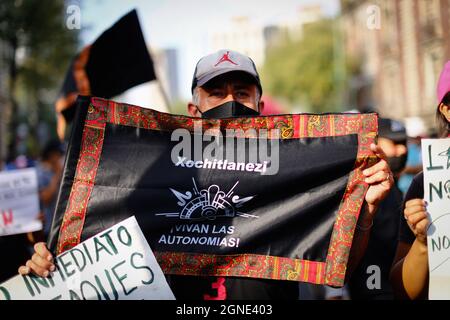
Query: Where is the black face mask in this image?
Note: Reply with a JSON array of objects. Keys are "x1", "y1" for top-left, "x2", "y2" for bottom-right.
[
  {"x1": 198, "y1": 101, "x2": 259, "y2": 119},
  {"x1": 387, "y1": 154, "x2": 407, "y2": 174}
]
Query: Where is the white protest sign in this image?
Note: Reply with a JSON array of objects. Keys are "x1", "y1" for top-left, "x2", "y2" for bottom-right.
[
  {"x1": 0, "y1": 216, "x2": 175, "y2": 300},
  {"x1": 422, "y1": 138, "x2": 450, "y2": 300},
  {"x1": 0, "y1": 168, "x2": 42, "y2": 236}
]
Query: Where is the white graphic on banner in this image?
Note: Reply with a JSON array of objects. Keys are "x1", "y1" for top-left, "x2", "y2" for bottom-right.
[{"x1": 155, "y1": 178, "x2": 257, "y2": 221}]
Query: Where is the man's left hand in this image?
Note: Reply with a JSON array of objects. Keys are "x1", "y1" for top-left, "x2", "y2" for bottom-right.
[{"x1": 363, "y1": 143, "x2": 394, "y2": 216}]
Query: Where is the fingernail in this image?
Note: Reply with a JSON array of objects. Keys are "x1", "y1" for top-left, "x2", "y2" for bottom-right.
[
  {"x1": 43, "y1": 271, "x2": 49, "y2": 277},
  {"x1": 47, "y1": 255, "x2": 53, "y2": 262},
  {"x1": 50, "y1": 265, "x2": 56, "y2": 272},
  {"x1": 24, "y1": 266, "x2": 30, "y2": 273}
]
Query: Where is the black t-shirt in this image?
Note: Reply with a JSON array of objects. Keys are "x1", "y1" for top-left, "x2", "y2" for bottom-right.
[
  {"x1": 348, "y1": 184, "x2": 403, "y2": 300},
  {"x1": 0, "y1": 234, "x2": 30, "y2": 283},
  {"x1": 166, "y1": 274, "x2": 299, "y2": 300},
  {"x1": 398, "y1": 172, "x2": 424, "y2": 245}
]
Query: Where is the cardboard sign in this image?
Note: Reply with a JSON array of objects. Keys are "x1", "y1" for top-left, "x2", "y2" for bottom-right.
[
  {"x1": 0, "y1": 216, "x2": 175, "y2": 300},
  {"x1": 422, "y1": 138, "x2": 450, "y2": 299},
  {"x1": 0, "y1": 168, "x2": 42, "y2": 236}
]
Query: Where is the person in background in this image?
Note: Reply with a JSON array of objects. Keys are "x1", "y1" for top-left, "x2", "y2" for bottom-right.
[
  {"x1": 348, "y1": 118, "x2": 407, "y2": 300},
  {"x1": 399, "y1": 137, "x2": 422, "y2": 194},
  {"x1": 35, "y1": 140, "x2": 65, "y2": 238},
  {"x1": 390, "y1": 60, "x2": 450, "y2": 299}
]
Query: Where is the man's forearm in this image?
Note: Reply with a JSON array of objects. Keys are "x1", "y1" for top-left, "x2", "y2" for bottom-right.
[{"x1": 345, "y1": 203, "x2": 375, "y2": 281}]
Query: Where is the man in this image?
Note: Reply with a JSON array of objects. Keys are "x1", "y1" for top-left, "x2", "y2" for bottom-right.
[
  {"x1": 187, "y1": 50, "x2": 263, "y2": 119},
  {"x1": 18, "y1": 49, "x2": 394, "y2": 300}
]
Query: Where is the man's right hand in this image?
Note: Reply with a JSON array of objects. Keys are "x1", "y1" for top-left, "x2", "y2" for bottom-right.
[{"x1": 18, "y1": 242, "x2": 55, "y2": 277}]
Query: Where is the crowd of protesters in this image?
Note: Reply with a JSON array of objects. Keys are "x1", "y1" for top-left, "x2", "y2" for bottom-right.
[{"x1": 1, "y1": 53, "x2": 450, "y2": 300}]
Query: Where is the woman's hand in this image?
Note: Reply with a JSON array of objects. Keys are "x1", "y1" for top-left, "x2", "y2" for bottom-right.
[{"x1": 404, "y1": 199, "x2": 429, "y2": 244}]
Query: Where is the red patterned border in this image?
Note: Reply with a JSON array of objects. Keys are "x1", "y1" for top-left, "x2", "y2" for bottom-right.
[
  {"x1": 155, "y1": 252, "x2": 326, "y2": 284},
  {"x1": 325, "y1": 116, "x2": 377, "y2": 286},
  {"x1": 56, "y1": 97, "x2": 377, "y2": 287},
  {"x1": 57, "y1": 101, "x2": 108, "y2": 254}
]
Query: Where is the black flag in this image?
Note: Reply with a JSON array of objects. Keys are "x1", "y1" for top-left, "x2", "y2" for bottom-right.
[
  {"x1": 49, "y1": 96, "x2": 378, "y2": 288},
  {"x1": 55, "y1": 9, "x2": 156, "y2": 138}
]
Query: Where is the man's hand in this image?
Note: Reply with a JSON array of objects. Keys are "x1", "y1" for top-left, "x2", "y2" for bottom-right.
[
  {"x1": 346, "y1": 143, "x2": 394, "y2": 278},
  {"x1": 363, "y1": 143, "x2": 394, "y2": 216},
  {"x1": 404, "y1": 199, "x2": 429, "y2": 244},
  {"x1": 18, "y1": 242, "x2": 55, "y2": 277}
]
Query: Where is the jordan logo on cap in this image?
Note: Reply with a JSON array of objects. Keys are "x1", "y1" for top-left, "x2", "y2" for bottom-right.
[{"x1": 214, "y1": 51, "x2": 238, "y2": 67}]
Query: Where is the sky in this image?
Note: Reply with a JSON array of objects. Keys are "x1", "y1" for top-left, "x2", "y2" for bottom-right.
[{"x1": 77, "y1": 0, "x2": 340, "y2": 100}]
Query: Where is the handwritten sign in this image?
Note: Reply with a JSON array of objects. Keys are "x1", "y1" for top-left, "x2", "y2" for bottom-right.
[
  {"x1": 0, "y1": 216, "x2": 175, "y2": 300},
  {"x1": 422, "y1": 138, "x2": 450, "y2": 300},
  {"x1": 0, "y1": 168, "x2": 42, "y2": 236}
]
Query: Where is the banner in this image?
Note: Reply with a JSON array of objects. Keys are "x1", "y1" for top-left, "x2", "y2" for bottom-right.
[
  {"x1": 0, "y1": 216, "x2": 175, "y2": 300},
  {"x1": 0, "y1": 168, "x2": 42, "y2": 236},
  {"x1": 422, "y1": 138, "x2": 450, "y2": 299},
  {"x1": 47, "y1": 96, "x2": 378, "y2": 287}
]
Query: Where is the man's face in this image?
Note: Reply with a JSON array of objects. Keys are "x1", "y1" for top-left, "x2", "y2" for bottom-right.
[
  {"x1": 48, "y1": 151, "x2": 64, "y2": 167},
  {"x1": 188, "y1": 72, "x2": 263, "y2": 117},
  {"x1": 378, "y1": 137, "x2": 408, "y2": 175},
  {"x1": 377, "y1": 137, "x2": 407, "y2": 158}
]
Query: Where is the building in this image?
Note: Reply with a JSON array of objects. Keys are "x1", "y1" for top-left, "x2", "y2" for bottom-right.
[
  {"x1": 341, "y1": 0, "x2": 450, "y2": 132},
  {"x1": 278, "y1": 4, "x2": 325, "y2": 41},
  {"x1": 210, "y1": 16, "x2": 266, "y2": 67},
  {"x1": 210, "y1": 5, "x2": 325, "y2": 68}
]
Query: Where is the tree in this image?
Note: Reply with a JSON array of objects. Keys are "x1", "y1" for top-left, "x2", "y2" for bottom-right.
[
  {"x1": 0, "y1": 0, "x2": 79, "y2": 161},
  {"x1": 261, "y1": 18, "x2": 354, "y2": 113}
]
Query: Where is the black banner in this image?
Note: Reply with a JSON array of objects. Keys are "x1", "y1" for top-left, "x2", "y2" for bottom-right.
[{"x1": 48, "y1": 96, "x2": 378, "y2": 287}]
